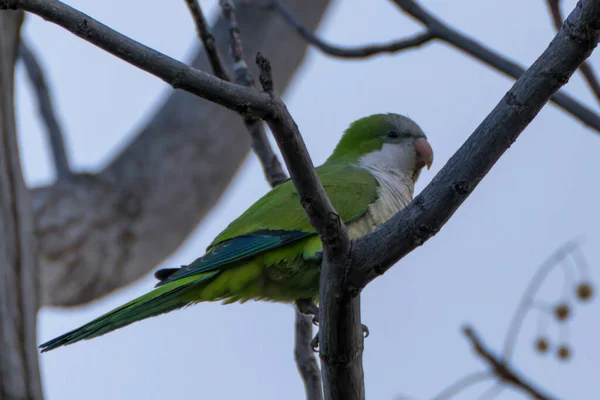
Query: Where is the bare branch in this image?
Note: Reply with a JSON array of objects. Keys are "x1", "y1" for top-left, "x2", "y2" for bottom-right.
[
  {"x1": 183, "y1": 0, "x2": 287, "y2": 187},
  {"x1": 463, "y1": 326, "x2": 556, "y2": 400},
  {"x1": 221, "y1": 0, "x2": 253, "y2": 86},
  {"x1": 18, "y1": 39, "x2": 72, "y2": 180},
  {"x1": 250, "y1": 0, "x2": 600, "y2": 132},
  {"x1": 546, "y1": 0, "x2": 600, "y2": 105},
  {"x1": 255, "y1": 53, "x2": 347, "y2": 253},
  {"x1": 478, "y1": 384, "x2": 504, "y2": 400},
  {"x1": 388, "y1": 0, "x2": 600, "y2": 134},
  {"x1": 219, "y1": 0, "x2": 287, "y2": 186},
  {"x1": 2, "y1": 0, "x2": 275, "y2": 117},
  {"x1": 295, "y1": 310, "x2": 324, "y2": 400},
  {"x1": 255, "y1": 52, "x2": 358, "y2": 400},
  {"x1": 263, "y1": 0, "x2": 434, "y2": 59},
  {"x1": 429, "y1": 372, "x2": 491, "y2": 400},
  {"x1": 183, "y1": 0, "x2": 230, "y2": 81},
  {"x1": 348, "y1": 0, "x2": 600, "y2": 290}
]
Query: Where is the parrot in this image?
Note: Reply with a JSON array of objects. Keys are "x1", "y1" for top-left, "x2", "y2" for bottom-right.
[{"x1": 39, "y1": 113, "x2": 433, "y2": 352}]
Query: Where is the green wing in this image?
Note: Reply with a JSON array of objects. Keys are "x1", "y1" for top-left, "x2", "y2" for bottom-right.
[
  {"x1": 157, "y1": 164, "x2": 378, "y2": 285},
  {"x1": 211, "y1": 163, "x2": 378, "y2": 245}
]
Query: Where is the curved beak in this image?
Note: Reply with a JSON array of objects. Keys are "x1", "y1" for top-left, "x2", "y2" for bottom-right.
[{"x1": 415, "y1": 138, "x2": 434, "y2": 170}]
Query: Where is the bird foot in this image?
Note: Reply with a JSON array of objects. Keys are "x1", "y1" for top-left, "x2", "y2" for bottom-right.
[
  {"x1": 296, "y1": 299, "x2": 369, "y2": 352},
  {"x1": 295, "y1": 298, "x2": 320, "y2": 320},
  {"x1": 310, "y1": 323, "x2": 370, "y2": 352}
]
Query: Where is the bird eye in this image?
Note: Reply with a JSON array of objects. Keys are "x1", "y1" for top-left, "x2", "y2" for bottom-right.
[{"x1": 386, "y1": 130, "x2": 399, "y2": 139}]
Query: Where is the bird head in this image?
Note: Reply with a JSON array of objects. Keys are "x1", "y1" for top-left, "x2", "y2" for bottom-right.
[{"x1": 327, "y1": 113, "x2": 433, "y2": 182}]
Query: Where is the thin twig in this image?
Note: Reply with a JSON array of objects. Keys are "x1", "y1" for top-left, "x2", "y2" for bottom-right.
[
  {"x1": 18, "y1": 39, "x2": 72, "y2": 181},
  {"x1": 429, "y1": 372, "x2": 491, "y2": 400},
  {"x1": 183, "y1": 0, "x2": 287, "y2": 186},
  {"x1": 502, "y1": 239, "x2": 582, "y2": 361},
  {"x1": 219, "y1": 0, "x2": 287, "y2": 186},
  {"x1": 249, "y1": 0, "x2": 600, "y2": 132},
  {"x1": 546, "y1": 0, "x2": 600, "y2": 105},
  {"x1": 478, "y1": 384, "x2": 504, "y2": 400},
  {"x1": 387, "y1": 0, "x2": 600, "y2": 134},
  {"x1": 264, "y1": 0, "x2": 434, "y2": 58},
  {"x1": 295, "y1": 310, "x2": 324, "y2": 400},
  {"x1": 7, "y1": 0, "x2": 274, "y2": 116},
  {"x1": 220, "y1": 0, "x2": 253, "y2": 86},
  {"x1": 183, "y1": 0, "x2": 230, "y2": 81},
  {"x1": 463, "y1": 326, "x2": 556, "y2": 400}
]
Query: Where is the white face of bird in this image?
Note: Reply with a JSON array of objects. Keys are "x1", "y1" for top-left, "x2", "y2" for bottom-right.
[{"x1": 357, "y1": 118, "x2": 433, "y2": 183}]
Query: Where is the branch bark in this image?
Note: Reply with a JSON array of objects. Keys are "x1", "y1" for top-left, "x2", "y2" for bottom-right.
[
  {"x1": 463, "y1": 327, "x2": 555, "y2": 400},
  {"x1": 251, "y1": 0, "x2": 600, "y2": 134},
  {"x1": 254, "y1": 53, "x2": 360, "y2": 400},
  {"x1": 0, "y1": 9, "x2": 43, "y2": 400},
  {"x1": 295, "y1": 310, "x2": 324, "y2": 400},
  {"x1": 348, "y1": 0, "x2": 600, "y2": 290},
  {"x1": 262, "y1": 0, "x2": 435, "y2": 58},
  {"x1": 546, "y1": 0, "x2": 600, "y2": 105},
  {"x1": 387, "y1": 0, "x2": 600, "y2": 134},
  {"x1": 16, "y1": 0, "x2": 332, "y2": 307}
]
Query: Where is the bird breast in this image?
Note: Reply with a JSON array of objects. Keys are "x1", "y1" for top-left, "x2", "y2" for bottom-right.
[{"x1": 347, "y1": 168, "x2": 414, "y2": 240}]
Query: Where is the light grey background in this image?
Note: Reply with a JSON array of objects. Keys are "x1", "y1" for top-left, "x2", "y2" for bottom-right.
[{"x1": 15, "y1": 0, "x2": 599, "y2": 399}]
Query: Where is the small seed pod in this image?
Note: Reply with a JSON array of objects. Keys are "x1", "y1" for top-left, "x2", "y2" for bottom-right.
[
  {"x1": 576, "y1": 283, "x2": 594, "y2": 302},
  {"x1": 556, "y1": 344, "x2": 571, "y2": 361},
  {"x1": 554, "y1": 304, "x2": 571, "y2": 322},
  {"x1": 534, "y1": 337, "x2": 549, "y2": 354}
]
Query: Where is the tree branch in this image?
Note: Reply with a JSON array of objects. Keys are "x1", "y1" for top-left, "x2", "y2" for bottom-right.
[
  {"x1": 388, "y1": 0, "x2": 600, "y2": 134},
  {"x1": 0, "y1": 9, "x2": 43, "y2": 399},
  {"x1": 184, "y1": 2, "x2": 319, "y2": 397},
  {"x1": 546, "y1": 0, "x2": 600, "y2": 105},
  {"x1": 295, "y1": 310, "x2": 324, "y2": 400},
  {"x1": 0, "y1": 0, "x2": 282, "y2": 117},
  {"x1": 18, "y1": 39, "x2": 72, "y2": 181},
  {"x1": 428, "y1": 372, "x2": 491, "y2": 400},
  {"x1": 249, "y1": 0, "x2": 600, "y2": 133},
  {"x1": 463, "y1": 326, "x2": 555, "y2": 400},
  {"x1": 219, "y1": 0, "x2": 287, "y2": 186},
  {"x1": 255, "y1": 53, "x2": 358, "y2": 400},
  {"x1": 19, "y1": 0, "x2": 332, "y2": 307},
  {"x1": 183, "y1": 0, "x2": 230, "y2": 81},
  {"x1": 261, "y1": 0, "x2": 435, "y2": 58},
  {"x1": 348, "y1": 0, "x2": 600, "y2": 290}
]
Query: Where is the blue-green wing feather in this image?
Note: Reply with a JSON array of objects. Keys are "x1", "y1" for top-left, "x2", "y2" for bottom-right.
[
  {"x1": 157, "y1": 230, "x2": 314, "y2": 286},
  {"x1": 156, "y1": 164, "x2": 378, "y2": 286}
]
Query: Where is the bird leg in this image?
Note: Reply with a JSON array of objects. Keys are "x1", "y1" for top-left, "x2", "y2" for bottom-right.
[
  {"x1": 295, "y1": 298, "x2": 369, "y2": 352},
  {"x1": 295, "y1": 298, "x2": 320, "y2": 324}
]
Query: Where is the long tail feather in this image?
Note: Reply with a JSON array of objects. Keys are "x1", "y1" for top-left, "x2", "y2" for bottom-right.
[{"x1": 39, "y1": 272, "x2": 218, "y2": 352}]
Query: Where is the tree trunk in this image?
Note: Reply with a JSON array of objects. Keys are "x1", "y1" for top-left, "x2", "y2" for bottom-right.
[{"x1": 0, "y1": 10, "x2": 44, "y2": 400}]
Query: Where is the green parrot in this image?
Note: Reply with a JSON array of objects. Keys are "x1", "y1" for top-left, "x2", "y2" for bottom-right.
[{"x1": 39, "y1": 113, "x2": 433, "y2": 352}]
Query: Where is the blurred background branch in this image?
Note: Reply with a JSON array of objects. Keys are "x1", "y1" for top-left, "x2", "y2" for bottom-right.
[{"x1": 18, "y1": 39, "x2": 72, "y2": 181}]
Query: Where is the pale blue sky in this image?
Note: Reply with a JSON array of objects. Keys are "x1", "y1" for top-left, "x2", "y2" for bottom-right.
[{"x1": 15, "y1": 0, "x2": 599, "y2": 399}]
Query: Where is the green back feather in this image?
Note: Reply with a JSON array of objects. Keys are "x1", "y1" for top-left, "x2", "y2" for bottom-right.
[{"x1": 211, "y1": 163, "x2": 378, "y2": 245}]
